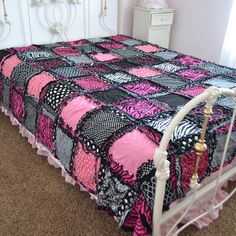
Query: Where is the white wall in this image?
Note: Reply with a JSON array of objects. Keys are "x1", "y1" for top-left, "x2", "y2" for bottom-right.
[
  {"x1": 168, "y1": 0, "x2": 233, "y2": 63},
  {"x1": 121, "y1": 0, "x2": 138, "y2": 36}
]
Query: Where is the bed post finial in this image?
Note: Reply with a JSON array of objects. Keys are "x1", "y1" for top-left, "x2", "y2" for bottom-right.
[{"x1": 154, "y1": 149, "x2": 170, "y2": 180}]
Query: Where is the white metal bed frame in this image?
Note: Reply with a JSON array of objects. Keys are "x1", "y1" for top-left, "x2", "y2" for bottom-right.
[{"x1": 152, "y1": 86, "x2": 236, "y2": 235}]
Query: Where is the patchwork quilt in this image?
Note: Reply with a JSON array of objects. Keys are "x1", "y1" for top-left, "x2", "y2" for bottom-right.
[{"x1": 0, "y1": 35, "x2": 236, "y2": 235}]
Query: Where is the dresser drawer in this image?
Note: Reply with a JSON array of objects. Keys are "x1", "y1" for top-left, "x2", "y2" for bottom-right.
[{"x1": 151, "y1": 13, "x2": 173, "y2": 26}]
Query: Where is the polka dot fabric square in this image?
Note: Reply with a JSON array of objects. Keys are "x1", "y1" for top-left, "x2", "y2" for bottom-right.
[
  {"x1": 2, "y1": 80, "x2": 10, "y2": 109},
  {"x1": 72, "y1": 143, "x2": 97, "y2": 191},
  {"x1": 52, "y1": 66, "x2": 88, "y2": 78},
  {"x1": 24, "y1": 97, "x2": 38, "y2": 134},
  {"x1": 43, "y1": 83, "x2": 74, "y2": 111}
]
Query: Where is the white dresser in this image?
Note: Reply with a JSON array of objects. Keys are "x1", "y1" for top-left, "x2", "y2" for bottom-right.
[{"x1": 132, "y1": 7, "x2": 174, "y2": 48}]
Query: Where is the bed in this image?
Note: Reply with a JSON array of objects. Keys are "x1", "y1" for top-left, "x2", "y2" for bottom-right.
[{"x1": 0, "y1": 35, "x2": 236, "y2": 235}]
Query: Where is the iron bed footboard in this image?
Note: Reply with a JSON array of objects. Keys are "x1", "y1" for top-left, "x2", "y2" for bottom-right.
[{"x1": 152, "y1": 86, "x2": 236, "y2": 236}]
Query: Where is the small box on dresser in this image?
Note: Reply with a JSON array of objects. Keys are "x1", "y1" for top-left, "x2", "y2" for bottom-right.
[{"x1": 133, "y1": 7, "x2": 174, "y2": 48}]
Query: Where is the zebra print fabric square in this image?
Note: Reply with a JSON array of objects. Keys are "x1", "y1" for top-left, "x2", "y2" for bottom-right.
[{"x1": 115, "y1": 100, "x2": 164, "y2": 119}]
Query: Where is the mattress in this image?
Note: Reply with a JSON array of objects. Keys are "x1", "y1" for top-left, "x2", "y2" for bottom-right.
[{"x1": 0, "y1": 35, "x2": 236, "y2": 235}]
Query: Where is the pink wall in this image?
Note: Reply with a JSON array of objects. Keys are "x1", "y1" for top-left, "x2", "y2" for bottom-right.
[{"x1": 167, "y1": 0, "x2": 233, "y2": 63}]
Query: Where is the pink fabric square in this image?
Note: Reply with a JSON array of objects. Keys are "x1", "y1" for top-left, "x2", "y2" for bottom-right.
[
  {"x1": 36, "y1": 114, "x2": 54, "y2": 151},
  {"x1": 92, "y1": 53, "x2": 122, "y2": 62},
  {"x1": 27, "y1": 73, "x2": 55, "y2": 99},
  {"x1": 53, "y1": 47, "x2": 81, "y2": 56},
  {"x1": 109, "y1": 128, "x2": 158, "y2": 178},
  {"x1": 60, "y1": 96, "x2": 100, "y2": 135},
  {"x1": 2, "y1": 55, "x2": 22, "y2": 78},
  {"x1": 180, "y1": 86, "x2": 206, "y2": 97},
  {"x1": 128, "y1": 67, "x2": 161, "y2": 78},
  {"x1": 74, "y1": 76, "x2": 113, "y2": 92},
  {"x1": 135, "y1": 44, "x2": 160, "y2": 53},
  {"x1": 73, "y1": 143, "x2": 97, "y2": 191}
]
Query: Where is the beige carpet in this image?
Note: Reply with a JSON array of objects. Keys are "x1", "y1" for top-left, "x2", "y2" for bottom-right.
[{"x1": 0, "y1": 110, "x2": 236, "y2": 236}]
